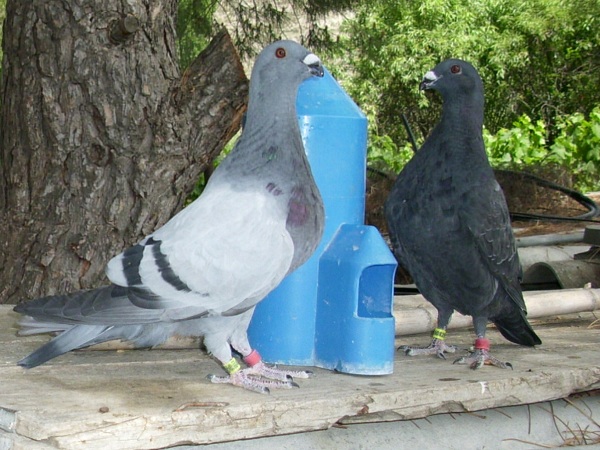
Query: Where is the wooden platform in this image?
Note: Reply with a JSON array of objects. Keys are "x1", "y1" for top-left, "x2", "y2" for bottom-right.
[{"x1": 1, "y1": 298, "x2": 600, "y2": 450}]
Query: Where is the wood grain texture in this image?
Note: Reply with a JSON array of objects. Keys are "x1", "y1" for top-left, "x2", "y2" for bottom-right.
[
  {"x1": 1, "y1": 304, "x2": 599, "y2": 449},
  {"x1": 0, "y1": 1, "x2": 248, "y2": 304}
]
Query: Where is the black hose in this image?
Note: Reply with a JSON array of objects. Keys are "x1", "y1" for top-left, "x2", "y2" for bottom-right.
[
  {"x1": 401, "y1": 113, "x2": 419, "y2": 153},
  {"x1": 495, "y1": 169, "x2": 600, "y2": 222}
]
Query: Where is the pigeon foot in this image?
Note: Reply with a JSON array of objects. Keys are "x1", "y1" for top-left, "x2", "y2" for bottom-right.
[
  {"x1": 399, "y1": 338, "x2": 457, "y2": 359},
  {"x1": 453, "y1": 348, "x2": 513, "y2": 370},
  {"x1": 249, "y1": 361, "x2": 314, "y2": 380},
  {"x1": 208, "y1": 361, "x2": 312, "y2": 394}
]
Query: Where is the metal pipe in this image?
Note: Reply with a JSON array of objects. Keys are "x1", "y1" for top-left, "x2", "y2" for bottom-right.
[{"x1": 516, "y1": 232, "x2": 585, "y2": 247}]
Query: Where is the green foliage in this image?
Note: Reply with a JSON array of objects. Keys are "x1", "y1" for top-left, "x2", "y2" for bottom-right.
[
  {"x1": 367, "y1": 131, "x2": 414, "y2": 175},
  {"x1": 484, "y1": 107, "x2": 600, "y2": 192},
  {"x1": 332, "y1": 0, "x2": 600, "y2": 177},
  {"x1": 484, "y1": 116, "x2": 547, "y2": 167},
  {"x1": 550, "y1": 108, "x2": 600, "y2": 191},
  {"x1": 177, "y1": 0, "x2": 216, "y2": 69}
]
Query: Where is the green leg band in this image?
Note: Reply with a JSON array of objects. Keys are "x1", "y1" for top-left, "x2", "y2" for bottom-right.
[
  {"x1": 432, "y1": 328, "x2": 447, "y2": 341},
  {"x1": 223, "y1": 357, "x2": 241, "y2": 374}
]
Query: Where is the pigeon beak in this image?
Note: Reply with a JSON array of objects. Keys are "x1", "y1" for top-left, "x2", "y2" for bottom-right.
[
  {"x1": 420, "y1": 70, "x2": 439, "y2": 90},
  {"x1": 303, "y1": 53, "x2": 324, "y2": 77}
]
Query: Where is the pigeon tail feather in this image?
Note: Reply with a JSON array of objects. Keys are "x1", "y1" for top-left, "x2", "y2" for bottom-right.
[
  {"x1": 493, "y1": 309, "x2": 542, "y2": 347},
  {"x1": 17, "y1": 325, "x2": 113, "y2": 368}
]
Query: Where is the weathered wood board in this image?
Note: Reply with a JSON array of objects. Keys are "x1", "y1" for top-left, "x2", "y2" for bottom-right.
[{"x1": 1, "y1": 301, "x2": 599, "y2": 449}]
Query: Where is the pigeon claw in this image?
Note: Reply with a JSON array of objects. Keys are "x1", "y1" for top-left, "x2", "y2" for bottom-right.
[
  {"x1": 250, "y1": 361, "x2": 313, "y2": 381},
  {"x1": 399, "y1": 339, "x2": 457, "y2": 358},
  {"x1": 208, "y1": 370, "x2": 291, "y2": 394},
  {"x1": 207, "y1": 361, "x2": 310, "y2": 393},
  {"x1": 453, "y1": 349, "x2": 512, "y2": 370}
]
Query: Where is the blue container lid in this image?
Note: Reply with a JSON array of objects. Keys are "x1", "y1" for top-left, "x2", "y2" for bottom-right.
[{"x1": 297, "y1": 68, "x2": 366, "y2": 119}]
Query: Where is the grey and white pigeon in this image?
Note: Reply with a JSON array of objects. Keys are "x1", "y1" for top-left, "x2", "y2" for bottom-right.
[
  {"x1": 384, "y1": 59, "x2": 541, "y2": 369},
  {"x1": 13, "y1": 40, "x2": 325, "y2": 393}
]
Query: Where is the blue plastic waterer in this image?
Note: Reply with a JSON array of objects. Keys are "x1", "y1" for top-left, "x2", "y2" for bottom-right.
[{"x1": 247, "y1": 69, "x2": 397, "y2": 375}]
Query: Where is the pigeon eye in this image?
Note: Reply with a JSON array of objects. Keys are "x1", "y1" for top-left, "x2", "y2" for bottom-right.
[
  {"x1": 451, "y1": 64, "x2": 461, "y2": 74},
  {"x1": 275, "y1": 47, "x2": 286, "y2": 59}
]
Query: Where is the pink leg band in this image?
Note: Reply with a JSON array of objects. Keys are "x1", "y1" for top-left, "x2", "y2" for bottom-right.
[
  {"x1": 474, "y1": 338, "x2": 490, "y2": 351},
  {"x1": 243, "y1": 349, "x2": 261, "y2": 367}
]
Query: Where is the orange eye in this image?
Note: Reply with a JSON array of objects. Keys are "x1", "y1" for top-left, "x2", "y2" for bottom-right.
[
  {"x1": 275, "y1": 47, "x2": 286, "y2": 58},
  {"x1": 451, "y1": 64, "x2": 461, "y2": 74}
]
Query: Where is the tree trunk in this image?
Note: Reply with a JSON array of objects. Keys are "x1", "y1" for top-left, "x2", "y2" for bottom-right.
[{"x1": 0, "y1": 0, "x2": 248, "y2": 304}]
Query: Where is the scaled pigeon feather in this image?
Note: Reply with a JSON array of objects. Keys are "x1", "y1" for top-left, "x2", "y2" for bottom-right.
[
  {"x1": 14, "y1": 40, "x2": 325, "y2": 393},
  {"x1": 384, "y1": 59, "x2": 541, "y2": 369}
]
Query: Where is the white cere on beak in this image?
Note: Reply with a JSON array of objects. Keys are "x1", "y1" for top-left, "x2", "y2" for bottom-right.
[
  {"x1": 303, "y1": 53, "x2": 321, "y2": 67},
  {"x1": 303, "y1": 52, "x2": 324, "y2": 77},
  {"x1": 423, "y1": 70, "x2": 438, "y2": 82}
]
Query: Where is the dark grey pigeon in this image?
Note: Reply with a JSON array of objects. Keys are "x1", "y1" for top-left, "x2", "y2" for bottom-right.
[
  {"x1": 384, "y1": 59, "x2": 541, "y2": 369},
  {"x1": 14, "y1": 40, "x2": 325, "y2": 393}
]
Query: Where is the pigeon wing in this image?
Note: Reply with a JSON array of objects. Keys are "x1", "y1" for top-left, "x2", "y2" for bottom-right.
[
  {"x1": 459, "y1": 177, "x2": 526, "y2": 312},
  {"x1": 106, "y1": 182, "x2": 294, "y2": 320}
]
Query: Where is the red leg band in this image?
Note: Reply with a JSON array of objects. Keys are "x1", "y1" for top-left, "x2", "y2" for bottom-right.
[
  {"x1": 474, "y1": 338, "x2": 490, "y2": 351},
  {"x1": 243, "y1": 349, "x2": 261, "y2": 367}
]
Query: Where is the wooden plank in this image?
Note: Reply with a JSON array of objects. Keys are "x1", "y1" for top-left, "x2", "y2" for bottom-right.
[{"x1": 1, "y1": 304, "x2": 600, "y2": 449}]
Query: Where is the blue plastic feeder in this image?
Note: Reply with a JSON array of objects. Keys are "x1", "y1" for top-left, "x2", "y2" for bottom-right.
[{"x1": 247, "y1": 69, "x2": 397, "y2": 375}]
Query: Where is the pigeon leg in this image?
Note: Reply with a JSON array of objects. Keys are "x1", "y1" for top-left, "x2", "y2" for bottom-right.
[
  {"x1": 207, "y1": 326, "x2": 312, "y2": 394},
  {"x1": 230, "y1": 323, "x2": 313, "y2": 380},
  {"x1": 453, "y1": 318, "x2": 512, "y2": 369},
  {"x1": 453, "y1": 337, "x2": 512, "y2": 369},
  {"x1": 399, "y1": 308, "x2": 457, "y2": 359},
  {"x1": 399, "y1": 327, "x2": 457, "y2": 359},
  {"x1": 207, "y1": 349, "x2": 312, "y2": 394},
  {"x1": 241, "y1": 351, "x2": 314, "y2": 381}
]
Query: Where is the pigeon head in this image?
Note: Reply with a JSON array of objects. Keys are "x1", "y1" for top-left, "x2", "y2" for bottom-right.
[
  {"x1": 250, "y1": 40, "x2": 324, "y2": 89},
  {"x1": 419, "y1": 59, "x2": 483, "y2": 99},
  {"x1": 239, "y1": 41, "x2": 324, "y2": 134}
]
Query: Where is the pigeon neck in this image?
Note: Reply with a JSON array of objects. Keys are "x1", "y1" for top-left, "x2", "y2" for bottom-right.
[
  {"x1": 216, "y1": 80, "x2": 304, "y2": 179},
  {"x1": 441, "y1": 93, "x2": 484, "y2": 132},
  {"x1": 244, "y1": 81, "x2": 299, "y2": 132}
]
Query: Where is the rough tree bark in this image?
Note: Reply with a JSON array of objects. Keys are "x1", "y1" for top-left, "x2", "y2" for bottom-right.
[{"x1": 0, "y1": 0, "x2": 249, "y2": 304}]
